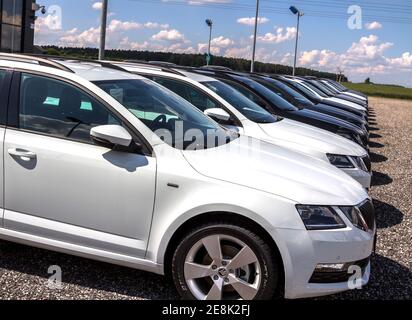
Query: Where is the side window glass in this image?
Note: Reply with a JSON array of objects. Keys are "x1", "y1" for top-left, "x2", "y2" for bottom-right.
[
  {"x1": 19, "y1": 73, "x2": 121, "y2": 143},
  {"x1": 152, "y1": 77, "x2": 191, "y2": 102},
  {"x1": 224, "y1": 80, "x2": 267, "y2": 108},
  {"x1": 152, "y1": 77, "x2": 217, "y2": 112},
  {"x1": 187, "y1": 86, "x2": 217, "y2": 111}
]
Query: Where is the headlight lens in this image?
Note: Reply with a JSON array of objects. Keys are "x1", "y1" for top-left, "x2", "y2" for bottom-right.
[
  {"x1": 351, "y1": 156, "x2": 368, "y2": 172},
  {"x1": 327, "y1": 154, "x2": 354, "y2": 168},
  {"x1": 296, "y1": 205, "x2": 346, "y2": 230},
  {"x1": 340, "y1": 206, "x2": 367, "y2": 231}
]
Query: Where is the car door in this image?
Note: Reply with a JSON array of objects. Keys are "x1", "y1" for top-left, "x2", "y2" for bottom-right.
[
  {"x1": 3, "y1": 71, "x2": 156, "y2": 258},
  {"x1": 0, "y1": 69, "x2": 12, "y2": 226}
]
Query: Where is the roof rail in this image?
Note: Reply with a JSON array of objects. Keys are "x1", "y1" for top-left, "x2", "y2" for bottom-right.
[
  {"x1": 120, "y1": 60, "x2": 187, "y2": 77},
  {"x1": 199, "y1": 65, "x2": 233, "y2": 71},
  {"x1": 28, "y1": 54, "x2": 129, "y2": 73},
  {"x1": 0, "y1": 52, "x2": 74, "y2": 73},
  {"x1": 148, "y1": 61, "x2": 178, "y2": 67}
]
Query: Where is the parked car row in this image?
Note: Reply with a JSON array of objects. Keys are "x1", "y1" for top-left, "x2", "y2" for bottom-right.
[{"x1": 0, "y1": 53, "x2": 376, "y2": 301}]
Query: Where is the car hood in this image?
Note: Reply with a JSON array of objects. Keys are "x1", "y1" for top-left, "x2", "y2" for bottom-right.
[
  {"x1": 325, "y1": 97, "x2": 366, "y2": 111},
  {"x1": 258, "y1": 119, "x2": 367, "y2": 157},
  {"x1": 336, "y1": 94, "x2": 367, "y2": 107},
  {"x1": 182, "y1": 137, "x2": 368, "y2": 205},
  {"x1": 315, "y1": 103, "x2": 367, "y2": 124},
  {"x1": 296, "y1": 109, "x2": 366, "y2": 135}
]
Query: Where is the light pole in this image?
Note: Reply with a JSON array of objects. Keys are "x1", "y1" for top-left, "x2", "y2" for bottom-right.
[
  {"x1": 290, "y1": 6, "x2": 304, "y2": 76},
  {"x1": 205, "y1": 19, "x2": 213, "y2": 65},
  {"x1": 250, "y1": 0, "x2": 260, "y2": 73},
  {"x1": 99, "y1": 0, "x2": 109, "y2": 60}
]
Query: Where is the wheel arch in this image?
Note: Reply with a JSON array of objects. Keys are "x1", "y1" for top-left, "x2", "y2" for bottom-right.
[{"x1": 162, "y1": 211, "x2": 285, "y2": 296}]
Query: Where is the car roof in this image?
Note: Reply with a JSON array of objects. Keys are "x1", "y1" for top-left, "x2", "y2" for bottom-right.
[
  {"x1": 54, "y1": 60, "x2": 145, "y2": 81},
  {"x1": 175, "y1": 70, "x2": 217, "y2": 82}
]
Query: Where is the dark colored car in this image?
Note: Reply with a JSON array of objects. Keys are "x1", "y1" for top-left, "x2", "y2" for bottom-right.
[
  {"x1": 274, "y1": 76, "x2": 368, "y2": 119},
  {"x1": 249, "y1": 74, "x2": 368, "y2": 131},
  {"x1": 302, "y1": 78, "x2": 368, "y2": 108},
  {"x1": 191, "y1": 69, "x2": 369, "y2": 148},
  {"x1": 321, "y1": 79, "x2": 368, "y2": 100}
]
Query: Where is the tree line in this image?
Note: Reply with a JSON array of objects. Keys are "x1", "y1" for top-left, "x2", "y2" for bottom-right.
[{"x1": 41, "y1": 46, "x2": 348, "y2": 81}]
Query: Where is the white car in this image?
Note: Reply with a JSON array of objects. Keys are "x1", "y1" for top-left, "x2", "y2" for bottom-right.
[
  {"x1": 0, "y1": 54, "x2": 375, "y2": 300},
  {"x1": 109, "y1": 62, "x2": 371, "y2": 189},
  {"x1": 285, "y1": 78, "x2": 367, "y2": 112}
]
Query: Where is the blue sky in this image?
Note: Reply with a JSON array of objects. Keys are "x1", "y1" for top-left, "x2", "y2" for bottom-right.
[{"x1": 34, "y1": 0, "x2": 412, "y2": 86}]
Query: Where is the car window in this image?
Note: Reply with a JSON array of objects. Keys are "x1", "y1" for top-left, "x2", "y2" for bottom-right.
[
  {"x1": 202, "y1": 80, "x2": 277, "y2": 124},
  {"x1": 94, "y1": 79, "x2": 237, "y2": 150},
  {"x1": 19, "y1": 73, "x2": 121, "y2": 143},
  {"x1": 231, "y1": 75, "x2": 299, "y2": 112},
  {"x1": 301, "y1": 81, "x2": 329, "y2": 98},
  {"x1": 151, "y1": 77, "x2": 217, "y2": 112},
  {"x1": 261, "y1": 77, "x2": 313, "y2": 106},
  {"x1": 221, "y1": 79, "x2": 268, "y2": 108},
  {"x1": 287, "y1": 81, "x2": 317, "y2": 99},
  {"x1": 309, "y1": 80, "x2": 335, "y2": 96}
]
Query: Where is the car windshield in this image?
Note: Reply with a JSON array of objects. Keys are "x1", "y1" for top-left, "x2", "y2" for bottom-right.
[
  {"x1": 231, "y1": 75, "x2": 299, "y2": 112},
  {"x1": 318, "y1": 81, "x2": 340, "y2": 94},
  {"x1": 309, "y1": 80, "x2": 336, "y2": 96},
  {"x1": 258, "y1": 77, "x2": 313, "y2": 107},
  {"x1": 202, "y1": 80, "x2": 277, "y2": 124},
  {"x1": 286, "y1": 80, "x2": 318, "y2": 99},
  {"x1": 94, "y1": 79, "x2": 238, "y2": 150},
  {"x1": 300, "y1": 81, "x2": 329, "y2": 98},
  {"x1": 329, "y1": 80, "x2": 347, "y2": 91}
]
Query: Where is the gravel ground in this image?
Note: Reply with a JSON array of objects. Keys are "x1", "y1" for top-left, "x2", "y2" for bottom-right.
[{"x1": 0, "y1": 97, "x2": 411, "y2": 300}]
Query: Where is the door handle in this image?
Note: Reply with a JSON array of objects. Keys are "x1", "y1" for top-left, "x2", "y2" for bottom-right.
[{"x1": 8, "y1": 148, "x2": 37, "y2": 159}]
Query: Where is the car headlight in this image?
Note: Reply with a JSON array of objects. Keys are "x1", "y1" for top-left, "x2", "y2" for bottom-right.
[
  {"x1": 351, "y1": 156, "x2": 368, "y2": 172},
  {"x1": 340, "y1": 206, "x2": 368, "y2": 231},
  {"x1": 327, "y1": 154, "x2": 354, "y2": 168},
  {"x1": 296, "y1": 205, "x2": 346, "y2": 230}
]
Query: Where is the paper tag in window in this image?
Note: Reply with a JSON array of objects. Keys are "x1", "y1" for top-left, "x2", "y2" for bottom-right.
[{"x1": 110, "y1": 89, "x2": 124, "y2": 104}]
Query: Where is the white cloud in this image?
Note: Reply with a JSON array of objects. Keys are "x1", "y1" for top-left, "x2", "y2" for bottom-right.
[
  {"x1": 55, "y1": 19, "x2": 172, "y2": 47},
  {"x1": 161, "y1": 0, "x2": 232, "y2": 4},
  {"x1": 237, "y1": 17, "x2": 269, "y2": 26},
  {"x1": 197, "y1": 36, "x2": 234, "y2": 55},
  {"x1": 35, "y1": 14, "x2": 62, "y2": 33},
  {"x1": 256, "y1": 27, "x2": 297, "y2": 44},
  {"x1": 388, "y1": 52, "x2": 412, "y2": 68},
  {"x1": 152, "y1": 29, "x2": 186, "y2": 42},
  {"x1": 92, "y1": 2, "x2": 102, "y2": 10},
  {"x1": 107, "y1": 19, "x2": 142, "y2": 32},
  {"x1": 187, "y1": 0, "x2": 232, "y2": 4},
  {"x1": 144, "y1": 22, "x2": 170, "y2": 29},
  {"x1": 211, "y1": 36, "x2": 234, "y2": 47},
  {"x1": 365, "y1": 21, "x2": 382, "y2": 30},
  {"x1": 297, "y1": 34, "x2": 411, "y2": 82}
]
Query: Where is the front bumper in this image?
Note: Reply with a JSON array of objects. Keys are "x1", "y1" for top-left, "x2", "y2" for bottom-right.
[{"x1": 272, "y1": 223, "x2": 375, "y2": 299}]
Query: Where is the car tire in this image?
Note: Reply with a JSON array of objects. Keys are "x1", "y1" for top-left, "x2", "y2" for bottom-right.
[{"x1": 171, "y1": 221, "x2": 280, "y2": 300}]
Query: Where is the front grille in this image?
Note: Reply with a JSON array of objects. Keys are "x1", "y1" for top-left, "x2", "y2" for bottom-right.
[
  {"x1": 309, "y1": 257, "x2": 370, "y2": 284},
  {"x1": 362, "y1": 155, "x2": 372, "y2": 172},
  {"x1": 358, "y1": 200, "x2": 376, "y2": 231}
]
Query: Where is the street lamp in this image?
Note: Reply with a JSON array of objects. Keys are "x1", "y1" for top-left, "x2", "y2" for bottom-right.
[
  {"x1": 205, "y1": 19, "x2": 213, "y2": 65},
  {"x1": 99, "y1": 0, "x2": 109, "y2": 60},
  {"x1": 250, "y1": 0, "x2": 260, "y2": 73},
  {"x1": 290, "y1": 5, "x2": 304, "y2": 76}
]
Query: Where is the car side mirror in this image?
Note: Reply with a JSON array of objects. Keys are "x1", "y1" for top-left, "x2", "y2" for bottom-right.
[
  {"x1": 204, "y1": 108, "x2": 231, "y2": 122},
  {"x1": 91, "y1": 125, "x2": 133, "y2": 149}
]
